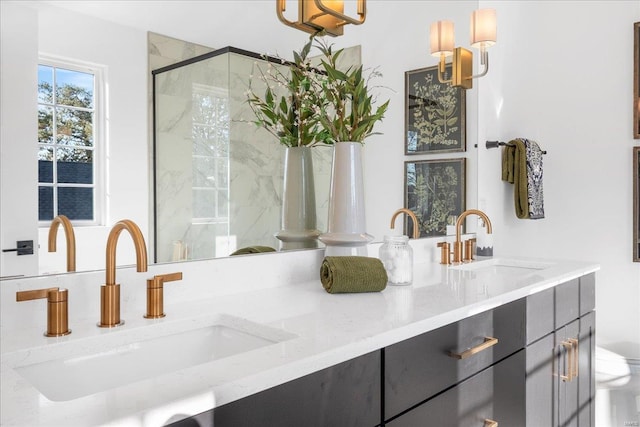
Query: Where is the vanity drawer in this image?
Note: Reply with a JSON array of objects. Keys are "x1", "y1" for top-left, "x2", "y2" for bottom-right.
[
  {"x1": 526, "y1": 287, "x2": 555, "y2": 344},
  {"x1": 579, "y1": 273, "x2": 596, "y2": 315},
  {"x1": 555, "y1": 278, "x2": 580, "y2": 328},
  {"x1": 384, "y1": 299, "x2": 526, "y2": 420},
  {"x1": 386, "y1": 349, "x2": 526, "y2": 427}
]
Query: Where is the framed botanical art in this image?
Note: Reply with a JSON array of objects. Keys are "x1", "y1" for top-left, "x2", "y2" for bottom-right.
[
  {"x1": 405, "y1": 65, "x2": 466, "y2": 154},
  {"x1": 404, "y1": 158, "x2": 466, "y2": 237}
]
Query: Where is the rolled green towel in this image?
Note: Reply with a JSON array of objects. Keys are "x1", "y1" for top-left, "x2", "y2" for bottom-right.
[
  {"x1": 320, "y1": 256, "x2": 388, "y2": 294},
  {"x1": 230, "y1": 246, "x2": 276, "y2": 256}
]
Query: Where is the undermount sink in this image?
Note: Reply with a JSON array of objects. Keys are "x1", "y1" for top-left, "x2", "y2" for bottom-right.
[
  {"x1": 449, "y1": 257, "x2": 555, "y2": 275},
  {"x1": 15, "y1": 314, "x2": 295, "y2": 402}
]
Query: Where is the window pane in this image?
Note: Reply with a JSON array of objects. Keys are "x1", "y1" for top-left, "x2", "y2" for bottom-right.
[
  {"x1": 55, "y1": 68, "x2": 94, "y2": 108},
  {"x1": 218, "y1": 190, "x2": 229, "y2": 218},
  {"x1": 38, "y1": 146, "x2": 54, "y2": 183},
  {"x1": 55, "y1": 107, "x2": 93, "y2": 147},
  {"x1": 38, "y1": 186, "x2": 53, "y2": 221},
  {"x1": 38, "y1": 105, "x2": 54, "y2": 144},
  {"x1": 193, "y1": 189, "x2": 215, "y2": 219},
  {"x1": 217, "y1": 158, "x2": 229, "y2": 187},
  {"x1": 193, "y1": 156, "x2": 216, "y2": 188},
  {"x1": 38, "y1": 65, "x2": 53, "y2": 104},
  {"x1": 56, "y1": 147, "x2": 93, "y2": 184},
  {"x1": 58, "y1": 187, "x2": 93, "y2": 220}
]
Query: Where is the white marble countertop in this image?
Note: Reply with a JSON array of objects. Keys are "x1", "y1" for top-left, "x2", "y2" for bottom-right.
[{"x1": 0, "y1": 256, "x2": 599, "y2": 427}]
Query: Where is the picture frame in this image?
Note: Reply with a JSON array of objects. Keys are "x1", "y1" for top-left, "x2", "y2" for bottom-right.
[
  {"x1": 634, "y1": 22, "x2": 639, "y2": 139},
  {"x1": 404, "y1": 158, "x2": 466, "y2": 238},
  {"x1": 405, "y1": 65, "x2": 466, "y2": 154},
  {"x1": 634, "y1": 146, "x2": 639, "y2": 262}
]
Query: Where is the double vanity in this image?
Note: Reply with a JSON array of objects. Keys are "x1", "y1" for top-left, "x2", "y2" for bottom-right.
[{"x1": 0, "y1": 251, "x2": 598, "y2": 426}]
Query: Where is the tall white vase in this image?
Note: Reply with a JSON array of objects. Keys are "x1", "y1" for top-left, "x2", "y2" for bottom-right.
[
  {"x1": 275, "y1": 146, "x2": 320, "y2": 250},
  {"x1": 319, "y1": 141, "x2": 373, "y2": 253}
]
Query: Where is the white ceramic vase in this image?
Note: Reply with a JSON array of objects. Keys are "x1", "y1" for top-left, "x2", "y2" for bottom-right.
[
  {"x1": 275, "y1": 146, "x2": 320, "y2": 250},
  {"x1": 319, "y1": 141, "x2": 373, "y2": 253}
]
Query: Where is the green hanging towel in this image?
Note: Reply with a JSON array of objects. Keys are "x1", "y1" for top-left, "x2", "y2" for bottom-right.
[{"x1": 320, "y1": 256, "x2": 387, "y2": 294}]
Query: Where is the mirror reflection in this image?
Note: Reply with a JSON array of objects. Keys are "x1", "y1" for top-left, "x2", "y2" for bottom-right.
[
  {"x1": 153, "y1": 47, "x2": 333, "y2": 262},
  {"x1": 0, "y1": 1, "x2": 479, "y2": 279}
]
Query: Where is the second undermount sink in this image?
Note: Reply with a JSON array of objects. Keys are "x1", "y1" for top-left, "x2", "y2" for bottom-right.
[
  {"x1": 449, "y1": 257, "x2": 555, "y2": 275},
  {"x1": 15, "y1": 314, "x2": 295, "y2": 402}
]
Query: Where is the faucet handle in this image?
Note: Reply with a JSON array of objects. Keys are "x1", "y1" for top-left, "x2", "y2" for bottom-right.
[
  {"x1": 437, "y1": 242, "x2": 451, "y2": 265},
  {"x1": 144, "y1": 272, "x2": 183, "y2": 319},
  {"x1": 16, "y1": 287, "x2": 71, "y2": 337},
  {"x1": 464, "y1": 238, "x2": 477, "y2": 262}
]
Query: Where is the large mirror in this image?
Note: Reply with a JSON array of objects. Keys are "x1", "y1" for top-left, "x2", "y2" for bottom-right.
[{"x1": 0, "y1": 0, "x2": 479, "y2": 278}]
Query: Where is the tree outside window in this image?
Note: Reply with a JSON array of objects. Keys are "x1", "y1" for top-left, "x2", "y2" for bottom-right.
[{"x1": 37, "y1": 63, "x2": 98, "y2": 223}]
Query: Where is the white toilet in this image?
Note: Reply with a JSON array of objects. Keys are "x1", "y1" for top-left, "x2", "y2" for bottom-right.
[{"x1": 595, "y1": 346, "x2": 640, "y2": 427}]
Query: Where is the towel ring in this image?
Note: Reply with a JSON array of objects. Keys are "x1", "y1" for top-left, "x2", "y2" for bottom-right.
[{"x1": 486, "y1": 140, "x2": 547, "y2": 154}]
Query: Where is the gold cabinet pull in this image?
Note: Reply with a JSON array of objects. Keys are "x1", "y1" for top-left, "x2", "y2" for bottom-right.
[
  {"x1": 484, "y1": 419, "x2": 499, "y2": 427},
  {"x1": 568, "y1": 338, "x2": 579, "y2": 379},
  {"x1": 16, "y1": 287, "x2": 71, "y2": 337},
  {"x1": 560, "y1": 339, "x2": 579, "y2": 381},
  {"x1": 449, "y1": 337, "x2": 498, "y2": 360}
]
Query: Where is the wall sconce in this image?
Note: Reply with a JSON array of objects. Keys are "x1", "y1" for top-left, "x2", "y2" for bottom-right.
[
  {"x1": 276, "y1": 0, "x2": 366, "y2": 37},
  {"x1": 430, "y1": 8, "x2": 497, "y2": 90}
]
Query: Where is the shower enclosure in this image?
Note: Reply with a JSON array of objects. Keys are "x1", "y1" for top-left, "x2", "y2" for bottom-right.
[{"x1": 152, "y1": 47, "x2": 331, "y2": 263}]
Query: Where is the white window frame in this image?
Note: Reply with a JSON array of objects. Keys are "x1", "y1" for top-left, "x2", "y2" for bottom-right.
[{"x1": 37, "y1": 55, "x2": 106, "y2": 227}]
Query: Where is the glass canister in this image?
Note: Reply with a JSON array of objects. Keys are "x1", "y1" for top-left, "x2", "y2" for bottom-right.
[{"x1": 379, "y1": 235, "x2": 413, "y2": 285}]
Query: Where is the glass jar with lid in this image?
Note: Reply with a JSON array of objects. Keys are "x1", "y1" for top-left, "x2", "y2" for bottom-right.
[{"x1": 378, "y1": 235, "x2": 413, "y2": 285}]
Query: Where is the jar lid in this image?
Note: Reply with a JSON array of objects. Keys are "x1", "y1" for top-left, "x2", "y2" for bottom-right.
[{"x1": 383, "y1": 235, "x2": 409, "y2": 243}]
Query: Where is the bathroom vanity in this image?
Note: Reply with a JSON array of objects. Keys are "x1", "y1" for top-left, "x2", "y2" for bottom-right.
[{"x1": 0, "y1": 255, "x2": 598, "y2": 426}]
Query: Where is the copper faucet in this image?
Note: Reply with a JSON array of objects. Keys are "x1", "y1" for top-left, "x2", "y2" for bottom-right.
[
  {"x1": 453, "y1": 209, "x2": 492, "y2": 264},
  {"x1": 99, "y1": 219, "x2": 148, "y2": 328},
  {"x1": 390, "y1": 208, "x2": 420, "y2": 239},
  {"x1": 48, "y1": 215, "x2": 76, "y2": 272}
]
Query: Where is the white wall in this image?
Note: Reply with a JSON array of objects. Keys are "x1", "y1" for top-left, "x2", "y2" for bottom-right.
[
  {"x1": 1, "y1": 3, "x2": 149, "y2": 275},
  {"x1": 478, "y1": 0, "x2": 640, "y2": 358},
  {"x1": 0, "y1": 2, "x2": 39, "y2": 278}
]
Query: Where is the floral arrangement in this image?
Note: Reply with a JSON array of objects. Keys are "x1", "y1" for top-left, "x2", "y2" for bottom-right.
[
  {"x1": 246, "y1": 38, "x2": 329, "y2": 148},
  {"x1": 313, "y1": 39, "x2": 389, "y2": 144},
  {"x1": 246, "y1": 36, "x2": 389, "y2": 147}
]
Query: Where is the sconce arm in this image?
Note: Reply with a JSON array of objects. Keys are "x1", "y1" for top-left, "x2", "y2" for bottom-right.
[
  {"x1": 313, "y1": 0, "x2": 366, "y2": 26},
  {"x1": 471, "y1": 49, "x2": 490, "y2": 80},
  {"x1": 276, "y1": 0, "x2": 321, "y2": 34},
  {"x1": 437, "y1": 54, "x2": 452, "y2": 84}
]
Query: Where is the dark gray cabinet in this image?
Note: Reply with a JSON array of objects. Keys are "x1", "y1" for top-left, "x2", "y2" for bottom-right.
[
  {"x1": 384, "y1": 299, "x2": 526, "y2": 421},
  {"x1": 387, "y1": 349, "x2": 526, "y2": 427},
  {"x1": 168, "y1": 273, "x2": 595, "y2": 427},
  {"x1": 169, "y1": 350, "x2": 381, "y2": 427}
]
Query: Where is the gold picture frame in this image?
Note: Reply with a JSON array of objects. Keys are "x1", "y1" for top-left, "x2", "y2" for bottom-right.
[{"x1": 634, "y1": 22, "x2": 639, "y2": 139}]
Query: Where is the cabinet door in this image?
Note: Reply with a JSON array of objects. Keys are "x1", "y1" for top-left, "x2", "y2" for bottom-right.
[
  {"x1": 386, "y1": 349, "x2": 526, "y2": 427},
  {"x1": 555, "y1": 320, "x2": 580, "y2": 427},
  {"x1": 526, "y1": 334, "x2": 555, "y2": 426},
  {"x1": 170, "y1": 350, "x2": 382, "y2": 427},
  {"x1": 578, "y1": 311, "x2": 595, "y2": 427}
]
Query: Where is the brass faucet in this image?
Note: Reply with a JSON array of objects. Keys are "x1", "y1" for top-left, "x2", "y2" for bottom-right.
[
  {"x1": 453, "y1": 209, "x2": 492, "y2": 264},
  {"x1": 99, "y1": 219, "x2": 148, "y2": 328},
  {"x1": 390, "y1": 208, "x2": 420, "y2": 239},
  {"x1": 48, "y1": 215, "x2": 76, "y2": 272}
]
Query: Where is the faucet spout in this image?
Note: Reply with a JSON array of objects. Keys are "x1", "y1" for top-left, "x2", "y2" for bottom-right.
[
  {"x1": 390, "y1": 208, "x2": 420, "y2": 239},
  {"x1": 48, "y1": 215, "x2": 76, "y2": 272},
  {"x1": 105, "y1": 219, "x2": 148, "y2": 286},
  {"x1": 100, "y1": 219, "x2": 147, "y2": 328},
  {"x1": 453, "y1": 209, "x2": 492, "y2": 263}
]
